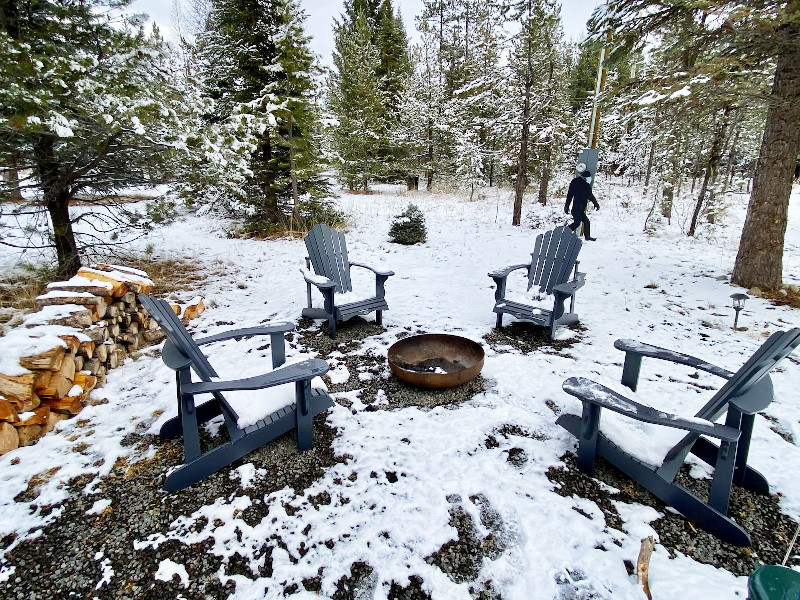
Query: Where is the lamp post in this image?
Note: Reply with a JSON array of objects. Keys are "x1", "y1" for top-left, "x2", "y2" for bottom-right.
[{"x1": 731, "y1": 293, "x2": 749, "y2": 330}]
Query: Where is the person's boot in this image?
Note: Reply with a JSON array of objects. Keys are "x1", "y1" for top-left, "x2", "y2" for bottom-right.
[
  {"x1": 585, "y1": 237, "x2": 597, "y2": 241},
  {"x1": 584, "y1": 221, "x2": 595, "y2": 241}
]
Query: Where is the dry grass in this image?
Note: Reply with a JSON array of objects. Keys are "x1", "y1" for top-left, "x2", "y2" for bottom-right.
[
  {"x1": 0, "y1": 254, "x2": 224, "y2": 332},
  {"x1": 122, "y1": 255, "x2": 221, "y2": 296}
]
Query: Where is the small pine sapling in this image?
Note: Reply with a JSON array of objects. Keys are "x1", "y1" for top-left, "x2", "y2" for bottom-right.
[{"x1": 389, "y1": 203, "x2": 427, "y2": 245}]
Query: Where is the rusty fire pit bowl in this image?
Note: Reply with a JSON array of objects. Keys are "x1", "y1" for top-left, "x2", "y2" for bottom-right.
[{"x1": 387, "y1": 334, "x2": 485, "y2": 389}]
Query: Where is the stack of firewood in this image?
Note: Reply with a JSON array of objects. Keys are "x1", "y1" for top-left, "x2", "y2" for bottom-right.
[{"x1": 0, "y1": 263, "x2": 205, "y2": 455}]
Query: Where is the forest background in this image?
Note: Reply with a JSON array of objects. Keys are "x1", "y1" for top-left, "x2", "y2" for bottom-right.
[{"x1": 1, "y1": 0, "x2": 799, "y2": 291}]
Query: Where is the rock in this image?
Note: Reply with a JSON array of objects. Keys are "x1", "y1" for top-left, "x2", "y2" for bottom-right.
[{"x1": 748, "y1": 287, "x2": 762, "y2": 297}]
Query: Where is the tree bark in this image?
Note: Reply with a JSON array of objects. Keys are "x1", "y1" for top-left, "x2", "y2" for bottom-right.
[
  {"x1": 33, "y1": 136, "x2": 81, "y2": 277},
  {"x1": 643, "y1": 140, "x2": 656, "y2": 191},
  {"x1": 688, "y1": 106, "x2": 730, "y2": 236},
  {"x1": 288, "y1": 114, "x2": 299, "y2": 218},
  {"x1": 732, "y1": 17, "x2": 800, "y2": 290},
  {"x1": 537, "y1": 143, "x2": 552, "y2": 206},
  {"x1": 4, "y1": 150, "x2": 23, "y2": 201},
  {"x1": 513, "y1": 22, "x2": 534, "y2": 226}
]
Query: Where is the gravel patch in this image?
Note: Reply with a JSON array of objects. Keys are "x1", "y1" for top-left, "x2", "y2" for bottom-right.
[
  {"x1": 2, "y1": 315, "x2": 796, "y2": 598},
  {"x1": 483, "y1": 322, "x2": 585, "y2": 355},
  {"x1": 547, "y1": 452, "x2": 800, "y2": 576}
]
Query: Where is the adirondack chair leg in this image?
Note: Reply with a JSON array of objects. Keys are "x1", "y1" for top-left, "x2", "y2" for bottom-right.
[
  {"x1": 328, "y1": 317, "x2": 337, "y2": 339},
  {"x1": 577, "y1": 402, "x2": 601, "y2": 472},
  {"x1": 620, "y1": 353, "x2": 643, "y2": 392},
  {"x1": 296, "y1": 380, "x2": 313, "y2": 451},
  {"x1": 270, "y1": 332, "x2": 286, "y2": 368},
  {"x1": 375, "y1": 310, "x2": 383, "y2": 326},
  {"x1": 689, "y1": 437, "x2": 770, "y2": 495},
  {"x1": 708, "y1": 438, "x2": 738, "y2": 515},
  {"x1": 733, "y1": 412, "x2": 756, "y2": 487},
  {"x1": 496, "y1": 313, "x2": 503, "y2": 329},
  {"x1": 180, "y1": 393, "x2": 202, "y2": 463}
]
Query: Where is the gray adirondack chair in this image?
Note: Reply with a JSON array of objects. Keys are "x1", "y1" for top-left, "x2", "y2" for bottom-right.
[
  {"x1": 557, "y1": 328, "x2": 800, "y2": 546},
  {"x1": 301, "y1": 223, "x2": 394, "y2": 338},
  {"x1": 140, "y1": 294, "x2": 334, "y2": 491},
  {"x1": 489, "y1": 226, "x2": 585, "y2": 341}
]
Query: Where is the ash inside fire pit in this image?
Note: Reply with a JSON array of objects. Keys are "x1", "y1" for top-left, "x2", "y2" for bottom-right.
[{"x1": 388, "y1": 334, "x2": 484, "y2": 388}]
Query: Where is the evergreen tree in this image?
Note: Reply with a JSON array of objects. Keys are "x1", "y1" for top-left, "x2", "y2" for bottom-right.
[
  {"x1": 596, "y1": 0, "x2": 800, "y2": 290},
  {"x1": 328, "y1": 10, "x2": 385, "y2": 190},
  {"x1": 0, "y1": 0, "x2": 187, "y2": 277},
  {"x1": 184, "y1": 0, "x2": 328, "y2": 231}
]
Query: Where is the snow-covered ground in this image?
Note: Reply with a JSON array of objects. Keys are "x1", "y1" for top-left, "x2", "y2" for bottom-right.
[{"x1": 1, "y1": 178, "x2": 799, "y2": 599}]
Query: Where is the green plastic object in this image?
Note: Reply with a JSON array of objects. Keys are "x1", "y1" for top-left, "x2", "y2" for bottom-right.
[{"x1": 748, "y1": 565, "x2": 800, "y2": 600}]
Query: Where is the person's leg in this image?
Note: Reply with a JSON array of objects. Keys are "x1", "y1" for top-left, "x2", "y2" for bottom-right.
[
  {"x1": 580, "y1": 213, "x2": 596, "y2": 240},
  {"x1": 568, "y1": 212, "x2": 580, "y2": 232}
]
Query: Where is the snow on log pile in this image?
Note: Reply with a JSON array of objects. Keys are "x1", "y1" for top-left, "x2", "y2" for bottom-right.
[{"x1": 0, "y1": 264, "x2": 205, "y2": 455}]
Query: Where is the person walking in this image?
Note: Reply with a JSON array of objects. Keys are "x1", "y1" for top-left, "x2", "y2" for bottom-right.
[{"x1": 565, "y1": 169, "x2": 600, "y2": 241}]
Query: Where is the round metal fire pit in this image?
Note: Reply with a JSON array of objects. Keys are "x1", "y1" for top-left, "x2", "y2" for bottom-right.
[{"x1": 387, "y1": 334, "x2": 485, "y2": 389}]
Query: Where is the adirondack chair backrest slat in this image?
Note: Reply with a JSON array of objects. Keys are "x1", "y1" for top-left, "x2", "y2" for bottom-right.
[
  {"x1": 660, "y1": 328, "x2": 800, "y2": 468},
  {"x1": 528, "y1": 226, "x2": 583, "y2": 295},
  {"x1": 140, "y1": 294, "x2": 219, "y2": 380},
  {"x1": 305, "y1": 224, "x2": 352, "y2": 294},
  {"x1": 696, "y1": 328, "x2": 800, "y2": 421}
]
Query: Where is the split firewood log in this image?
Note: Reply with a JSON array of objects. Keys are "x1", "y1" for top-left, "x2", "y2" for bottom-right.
[
  {"x1": 0, "y1": 372, "x2": 37, "y2": 405},
  {"x1": 45, "y1": 394, "x2": 83, "y2": 415},
  {"x1": 77, "y1": 340, "x2": 96, "y2": 358},
  {"x1": 0, "y1": 398, "x2": 19, "y2": 423},
  {"x1": 75, "y1": 268, "x2": 128, "y2": 297},
  {"x1": 14, "y1": 406, "x2": 50, "y2": 427},
  {"x1": 182, "y1": 297, "x2": 205, "y2": 321},
  {"x1": 73, "y1": 372, "x2": 97, "y2": 393},
  {"x1": 0, "y1": 422, "x2": 19, "y2": 454},
  {"x1": 16, "y1": 424, "x2": 43, "y2": 446},
  {"x1": 43, "y1": 411, "x2": 68, "y2": 433},
  {"x1": 19, "y1": 344, "x2": 66, "y2": 371},
  {"x1": 37, "y1": 374, "x2": 73, "y2": 400},
  {"x1": 58, "y1": 335, "x2": 81, "y2": 354}
]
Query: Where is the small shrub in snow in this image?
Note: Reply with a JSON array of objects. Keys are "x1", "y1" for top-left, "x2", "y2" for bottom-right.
[{"x1": 389, "y1": 204, "x2": 427, "y2": 245}]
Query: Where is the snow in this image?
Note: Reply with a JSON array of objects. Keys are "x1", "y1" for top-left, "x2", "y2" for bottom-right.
[
  {"x1": 0, "y1": 179, "x2": 799, "y2": 598},
  {"x1": 155, "y1": 558, "x2": 190, "y2": 587}
]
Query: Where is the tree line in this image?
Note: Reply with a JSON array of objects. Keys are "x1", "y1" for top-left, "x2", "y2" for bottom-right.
[{"x1": 0, "y1": 0, "x2": 798, "y2": 292}]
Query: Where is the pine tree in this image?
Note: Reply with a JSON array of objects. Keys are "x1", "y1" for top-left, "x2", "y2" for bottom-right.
[
  {"x1": 0, "y1": 0, "x2": 187, "y2": 277},
  {"x1": 597, "y1": 0, "x2": 800, "y2": 290},
  {"x1": 328, "y1": 10, "x2": 385, "y2": 191},
  {"x1": 184, "y1": 0, "x2": 329, "y2": 231}
]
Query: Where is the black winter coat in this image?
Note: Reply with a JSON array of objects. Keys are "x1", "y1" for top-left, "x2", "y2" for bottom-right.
[{"x1": 565, "y1": 177, "x2": 599, "y2": 213}]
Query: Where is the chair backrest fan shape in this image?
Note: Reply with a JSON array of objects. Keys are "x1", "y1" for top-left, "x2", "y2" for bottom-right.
[
  {"x1": 661, "y1": 328, "x2": 800, "y2": 467},
  {"x1": 139, "y1": 294, "x2": 219, "y2": 380},
  {"x1": 699, "y1": 328, "x2": 800, "y2": 421},
  {"x1": 305, "y1": 224, "x2": 352, "y2": 294},
  {"x1": 528, "y1": 226, "x2": 582, "y2": 295}
]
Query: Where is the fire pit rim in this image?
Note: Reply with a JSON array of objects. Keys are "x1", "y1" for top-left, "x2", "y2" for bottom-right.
[{"x1": 387, "y1": 333, "x2": 485, "y2": 389}]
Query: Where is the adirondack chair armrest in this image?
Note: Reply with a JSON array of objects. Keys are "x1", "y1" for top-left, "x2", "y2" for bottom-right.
[
  {"x1": 488, "y1": 263, "x2": 530, "y2": 281},
  {"x1": 182, "y1": 358, "x2": 330, "y2": 395},
  {"x1": 614, "y1": 339, "x2": 735, "y2": 385},
  {"x1": 299, "y1": 266, "x2": 336, "y2": 289},
  {"x1": 349, "y1": 261, "x2": 395, "y2": 277},
  {"x1": 552, "y1": 273, "x2": 586, "y2": 296},
  {"x1": 195, "y1": 323, "x2": 295, "y2": 346},
  {"x1": 562, "y1": 377, "x2": 740, "y2": 442}
]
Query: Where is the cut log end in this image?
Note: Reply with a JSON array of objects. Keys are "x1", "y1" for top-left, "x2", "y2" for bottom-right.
[{"x1": 636, "y1": 536, "x2": 655, "y2": 600}]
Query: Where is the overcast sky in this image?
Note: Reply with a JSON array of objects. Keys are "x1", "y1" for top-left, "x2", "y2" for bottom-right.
[{"x1": 127, "y1": 0, "x2": 605, "y2": 65}]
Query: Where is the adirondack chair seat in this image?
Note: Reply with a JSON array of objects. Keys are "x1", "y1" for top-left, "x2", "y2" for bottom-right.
[
  {"x1": 301, "y1": 224, "x2": 394, "y2": 338},
  {"x1": 140, "y1": 294, "x2": 335, "y2": 491},
  {"x1": 489, "y1": 226, "x2": 585, "y2": 341},
  {"x1": 557, "y1": 329, "x2": 800, "y2": 546},
  {"x1": 208, "y1": 357, "x2": 329, "y2": 429}
]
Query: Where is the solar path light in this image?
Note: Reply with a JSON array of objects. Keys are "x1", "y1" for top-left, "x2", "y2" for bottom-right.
[{"x1": 730, "y1": 293, "x2": 749, "y2": 331}]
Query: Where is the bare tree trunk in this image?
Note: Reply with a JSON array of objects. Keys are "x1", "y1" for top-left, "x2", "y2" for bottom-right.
[
  {"x1": 4, "y1": 150, "x2": 23, "y2": 201},
  {"x1": 288, "y1": 114, "x2": 299, "y2": 218},
  {"x1": 537, "y1": 144, "x2": 553, "y2": 206},
  {"x1": 426, "y1": 117, "x2": 434, "y2": 190},
  {"x1": 513, "y1": 11, "x2": 534, "y2": 226},
  {"x1": 723, "y1": 125, "x2": 741, "y2": 193},
  {"x1": 643, "y1": 140, "x2": 656, "y2": 191},
  {"x1": 688, "y1": 107, "x2": 730, "y2": 236},
  {"x1": 33, "y1": 136, "x2": 81, "y2": 277},
  {"x1": 733, "y1": 17, "x2": 800, "y2": 290}
]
